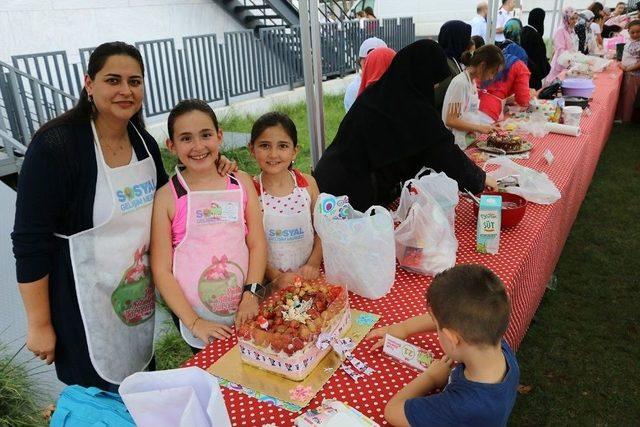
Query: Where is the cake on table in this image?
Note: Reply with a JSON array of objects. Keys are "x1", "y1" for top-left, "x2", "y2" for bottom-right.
[
  {"x1": 237, "y1": 279, "x2": 351, "y2": 381},
  {"x1": 486, "y1": 130, "x2": 525, "y2": 152}
]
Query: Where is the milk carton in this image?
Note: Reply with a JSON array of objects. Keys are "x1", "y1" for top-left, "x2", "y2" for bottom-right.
[{"x1": 476, "y1": 195, "x2": 502, "y2": 254}]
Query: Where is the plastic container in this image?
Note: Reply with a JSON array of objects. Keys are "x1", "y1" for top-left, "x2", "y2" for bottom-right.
[
  {"x1": 562, "y1": 78, "x2": 595, "y2": 98},
  {"x1": 562, "y1": 106, "x2": 583, "y2": 126},
  {"x1": 473, "y1": 191, "x2": 527, "y2": 228}
]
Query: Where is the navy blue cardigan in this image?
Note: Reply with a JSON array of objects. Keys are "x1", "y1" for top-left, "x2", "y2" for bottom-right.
[{"x1": 12, "y1": 120, "x2": 168, "y2": 389}]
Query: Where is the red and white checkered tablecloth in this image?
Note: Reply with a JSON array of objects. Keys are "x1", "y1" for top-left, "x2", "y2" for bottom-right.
[{"x1": 184, "y1": 66, "x2": 623, "y2": 427}]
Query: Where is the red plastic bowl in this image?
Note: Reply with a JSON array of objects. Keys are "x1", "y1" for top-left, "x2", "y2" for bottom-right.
[{"x1": 472, "y1": 191, "x2": 527, "y2": 228}]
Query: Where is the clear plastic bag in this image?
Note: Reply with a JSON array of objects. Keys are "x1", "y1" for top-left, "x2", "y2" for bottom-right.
[
  {"x1": 484, "y1": 157, "x2": 561, "y2": 204},
  {"x1": 394, "y1": 180, "x2": 458, "y2": 276},
  {"x1": 314, "y1": 193, "x2": 395, "y2": 300}
]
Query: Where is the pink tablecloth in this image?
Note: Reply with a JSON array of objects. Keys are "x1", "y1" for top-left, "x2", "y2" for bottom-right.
[{"x1": 184, "y1": 67, "x2": 623, "y2": 426}]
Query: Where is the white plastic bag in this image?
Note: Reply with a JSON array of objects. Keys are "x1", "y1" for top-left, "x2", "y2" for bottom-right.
[
  {"x1": 394, "y1": 180, "x2": 458, "y2": 276},
  {"x1": 314, "y1": 193, "x2": 395, "y2": 300},
  {"x1": 414, "y1": 167, "x2": 459, "y2": 228},
  {"x1": 119, "y1": 367, "x2": 231, "y2": 427},
  {"x1": 484, "y1": 157, "x2": 561, "y2": 204}
]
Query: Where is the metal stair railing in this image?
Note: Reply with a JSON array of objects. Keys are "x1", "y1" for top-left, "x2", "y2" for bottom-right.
[
  {"x1": 6, "y1": 17, "x2": 414, "y2": 123},
  {"x1": 0, "y1": 60, "x2": 76, "y2": 147}
]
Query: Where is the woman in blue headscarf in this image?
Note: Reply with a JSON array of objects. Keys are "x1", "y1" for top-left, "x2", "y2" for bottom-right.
[
  {"x1": 434, "y1": 20, "x2": 473, "y2": 113},
  {"x1": 479, "y1": 43, "x2": 531, "y2": 122}
]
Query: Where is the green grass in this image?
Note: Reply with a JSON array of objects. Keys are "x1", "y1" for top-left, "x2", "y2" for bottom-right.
[
  {"x1": 159, "y1": 94, "x2": 346, "y2": 177},
  {"x1": 155, "y1": 97, "x2": 640, "y2": 424},
  {"x1": 509, "y1": 123, "x2": 640, "y2": 425},
  {"x1": 0, "y1": 343, "x2": 48, "y2": 427}
]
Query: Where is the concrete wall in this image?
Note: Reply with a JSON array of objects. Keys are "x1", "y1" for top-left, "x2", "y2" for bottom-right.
[{"x1": 0, "y1": 0, "x2": 244, "y2": 63}]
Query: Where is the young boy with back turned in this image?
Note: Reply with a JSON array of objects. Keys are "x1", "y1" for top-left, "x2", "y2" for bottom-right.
[{"x1": 367, "y1": 264, "x2": 520, "y2": 427}]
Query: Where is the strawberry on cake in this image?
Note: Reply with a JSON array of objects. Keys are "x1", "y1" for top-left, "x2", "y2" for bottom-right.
[{"x1": 237, "y1": 279, "x2": 351, "y2": 381}]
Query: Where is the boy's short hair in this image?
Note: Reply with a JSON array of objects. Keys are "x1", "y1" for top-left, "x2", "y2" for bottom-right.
[{"x1": 426, "y1": 264, "x2": 510, "y2": 346}]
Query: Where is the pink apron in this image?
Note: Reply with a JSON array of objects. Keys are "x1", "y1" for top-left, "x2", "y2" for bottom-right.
[{"x1": 172, "y1": 168, "x2": 248, "y2": 348}]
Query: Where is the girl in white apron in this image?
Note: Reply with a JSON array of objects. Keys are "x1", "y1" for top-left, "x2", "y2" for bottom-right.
[
  {"x1": 442, "y1": 45, "x2": 505, "y2": 150},
  {"x1": 150, "y1": 99, "x2": 267, "y2": 349},
  {"x1": 248, "y1": 112, "x2": 323, "y2": 290}
]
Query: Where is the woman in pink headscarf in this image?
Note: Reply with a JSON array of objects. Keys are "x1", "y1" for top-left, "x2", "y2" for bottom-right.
[
  {"x1": 547, "y1": 7, "x2": 580, "y2": 82},
  {"x1": 357, "y1": 47, "x2": 397, "y2": 96}
]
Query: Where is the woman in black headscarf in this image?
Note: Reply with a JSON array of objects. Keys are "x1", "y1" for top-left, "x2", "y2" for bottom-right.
[
  {"x1": 521, "y1": 8, "x2": 551, "y2": 89},
  {"x1": 313, "y1": 40, "x2": 496, "y2": 212},
  {"x1": 434, "y1": 20, "x2": 473, "y2": 114}
]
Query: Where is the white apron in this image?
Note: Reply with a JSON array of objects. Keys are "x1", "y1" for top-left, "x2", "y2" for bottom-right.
[
  {"x1": 454, "y1": 71, "x2": 483, "y2": 150},
  {"x1": 55, "y1": 121, "x2": 156, "y2": 384},
  {"x1": 259, "y1": 171, "x2": 314, "y2": 273},
  {"x1": 172, "y1": 168, "x2": 248, "y2": 349}
]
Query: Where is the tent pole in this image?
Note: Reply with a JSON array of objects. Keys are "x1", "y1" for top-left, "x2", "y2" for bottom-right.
[
  {"x1": 309, "y1": 0, "x2": 326, "y2": 161},
  {"x1": 299, "y1": 0, "x2": 323, "y2": 169}
]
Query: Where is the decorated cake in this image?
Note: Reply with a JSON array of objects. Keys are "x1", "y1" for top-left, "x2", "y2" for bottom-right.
[
  {"x1": 237, "y1": 279, "x2": 351, "y2": 381},
  {"x1": 486, "y1": 130, "x2": 524, "y2": 152}
]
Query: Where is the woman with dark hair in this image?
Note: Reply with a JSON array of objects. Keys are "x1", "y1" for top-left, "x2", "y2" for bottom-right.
[
  {"x1": 11, "y1": 42, "x2": 232, "y2": 389},
  {"x1": 522, "y1": 8, "x2": 552, "y2": 88},
  {"x1": 588, "y1": 3, "x2": 606, "y2": 50},
  {"x1": 364, "y1": 6, "x2": 376, "y2": 19},
  {"x1": 434, "y1": 20, "x2": 473, "y2": 113},
  {"x1": 313, "y1": 40, "x2": 497, "y2": 212}
]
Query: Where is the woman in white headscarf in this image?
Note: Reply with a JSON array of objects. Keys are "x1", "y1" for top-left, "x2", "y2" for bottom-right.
[{"x1": 547, "y1": 7, "x2": 580, "y2": 82}]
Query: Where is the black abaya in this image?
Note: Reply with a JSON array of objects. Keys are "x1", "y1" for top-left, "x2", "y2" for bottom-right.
[{"x1": 313, "y1": 40, "x2": 486, "y2": 212}]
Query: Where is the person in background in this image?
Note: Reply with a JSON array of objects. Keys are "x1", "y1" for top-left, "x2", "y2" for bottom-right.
[
  {"x1": 435, "y1": 20, "x2": 473, "y2": 114},
  {"x1": 471, "y1": 2, "x2": 488, "y2": 41},
  {"x1": 344, "y1": 37, "x2": 387, "y2": 112},
  {"x1": 356, "y1": 10, "x2": 366, "y2": 20},
  {"x1": 479, "y1": 43, "x2": 531, "y2": 122},
  {"x1": 605, "y1": 2, "x2": 630, "y2": 28},
  {"x1": 495, "y1": 0, "x2": 516, "y2": 43},
  {"x1": 521, "y1": 8, "x2": 551, "y2": 89},
  {"x1": 575, "y1": 10, "x2": 597, "y2": 54},
  {"x1": 502, "y1": 18, "x2": 524, "y2": 46},
  {"x1": 589, "y1": 3, "x2": 606, "y2": 50},
  {"x1": 442, "y1": 45, "x2": 504, "y2": 150},
  {"x1": 588, "y1": 1, "x2": 605, "y2": 19},
  {"x1": 313, "y1": 40, "x2": 497, "y2": 212},
  {"x1": 357, "y1": 47, "x2": 397, "y2": 96},
  {"x1": 547, "y1": 7, "x2": 580, "y2": 82},
  {"x1": 472, "y1": 35, "x2": 486, "y2": 49},
  {"x1": 364, "y1": 6, "x2": 376, "y2": 20},
  {"x1": 616, "y1": 20, "x2": 640, "y2": 122}
]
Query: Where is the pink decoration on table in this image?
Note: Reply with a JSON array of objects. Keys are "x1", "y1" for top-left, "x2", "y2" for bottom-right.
[{"x1": 289, "y1": 385, "x2": 313, "y2": 402}]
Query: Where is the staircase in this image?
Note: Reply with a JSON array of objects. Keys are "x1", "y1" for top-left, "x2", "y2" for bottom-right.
[{"x1": 217, "y1": 0, "x2": 350, "y2": 31}]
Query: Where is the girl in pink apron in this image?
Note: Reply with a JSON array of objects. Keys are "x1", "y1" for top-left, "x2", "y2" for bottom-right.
[
  {"x1": 248, "y1": 112, "x2": 323, "y2": 290},
  {"x1": 150, "y1": 99, "x2": 267, "y2": 349}
]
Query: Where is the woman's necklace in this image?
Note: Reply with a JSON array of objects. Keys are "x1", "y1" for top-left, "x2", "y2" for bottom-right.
[{"x1": 99, "y1": 137, "x2": 127, "y2": 157}]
